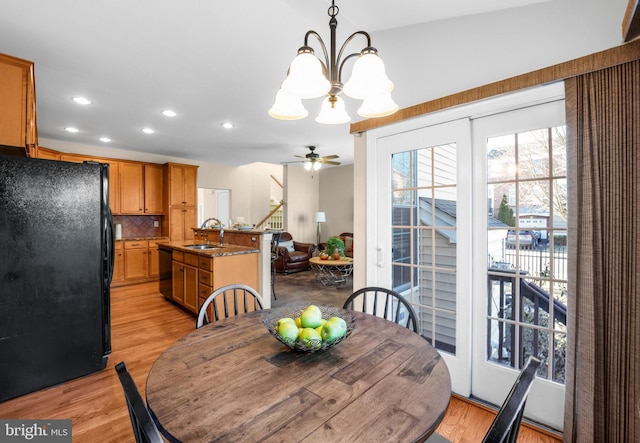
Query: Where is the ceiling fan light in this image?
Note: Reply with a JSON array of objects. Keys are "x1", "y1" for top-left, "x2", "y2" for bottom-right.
[
  {"x1": 304, "y1": 161, "x2": 313, "y2": 171},
  {"x1": 268, "y1": 89, "x2": 308, "y2": 120},
  {"x1": 357, "y1": 93, "x2": 399, "y2": 118},
  {"x1": 281, "y1": 50, "x2": 331, "y2": 99},
  {"x1": 313, "y1": 161, "x2": 322, "y2": 171},
  {"x1": 343, "y1": 52, "x2": 393, "y2": 99},
  {"x1": 315, "y1": 96, "x2": 351, "y2": 125}
]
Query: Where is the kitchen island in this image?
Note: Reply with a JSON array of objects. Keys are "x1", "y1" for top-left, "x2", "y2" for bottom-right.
[
  {"x1": 192, "y1": 228, "x2": 274, "y2": 307},
  {"x1": 158, "y1": 240, "x2": 262, "y2": 314}
]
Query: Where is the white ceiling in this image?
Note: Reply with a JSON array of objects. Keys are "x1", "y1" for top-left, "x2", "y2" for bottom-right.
[{"x1": 0, "y1": 0, "x2": 549, "y2": 167}]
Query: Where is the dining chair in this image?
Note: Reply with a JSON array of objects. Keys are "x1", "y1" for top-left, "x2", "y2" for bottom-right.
[
  {"x1": 196, "y1": 284, "x2": 264, "y2": 328},
  {"x1": 114, "y1": 361, "x2": 164, "y2": 443},
  {"x1": 343, "y1": 286, "x2": 419, "y2": 333},
  {"x1": 426, "y1": 356, "x2": 542, "y2": 443},
  {"x1": 270, "y1": 230, "x2": 283, "y2": 300}
]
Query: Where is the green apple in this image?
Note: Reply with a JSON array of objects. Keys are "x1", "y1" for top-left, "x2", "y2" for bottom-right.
[
  {"x1": 294, "y1": 317, "x2": 302, "y2": 328},
  {"x1": 276, "y1": 317, "x2": 295, "y2": 329},
  {"x1": 276, "y1": 321, "x2": 299, "y2": 342},
  {"x1": 321, "y1": 316, "x2": 347, "y2": 341},
  {"x1": 300, "y1": 305, "x2": 322, "y2": 328},
  {"x1": 298, "y1": 327, "x2": 322, "y2": 349}
]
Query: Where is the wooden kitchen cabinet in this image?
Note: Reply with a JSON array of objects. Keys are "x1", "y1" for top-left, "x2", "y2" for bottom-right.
[
  {"x1": 197, "y1": 253, "x2": 260, "y2": 318},
  {"x1": 169, "y1": 206, "x2": 197, "y2": 241},
  {"x1": 0, "y1": 53, "x2": 37, "y2": 154},
  {"x1": 164, "y1": 163, "x2": 198, "y2": 241},
  {"x1": 112, "y1": 241, "x2": 124, "y2": 283},
  {"x1": 172, "y1": 252, "x2": 199, "y2": 313},
  {"x1": 119, "y1": 161, "x2": 144, "y2": 214},
  {"x1": 144, "y1": 164, "x2": 164, "y2": 214},
  {"x1": 123, "y1": 240, "x2": 148, "y2": 279},
  {"x1": 147, "y1": 239, "x2": 166, "y2": 277},
  {"x1": 36, "y1": 146, "x2": 60, "y2": 161},
  {"x1": 167, "y1": 163, "x2": 197, "y2": 206}
]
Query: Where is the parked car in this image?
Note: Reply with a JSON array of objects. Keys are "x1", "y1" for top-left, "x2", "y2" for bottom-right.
[{"x1": 506, "y1": 230, "x2": 541, "y2": 249}]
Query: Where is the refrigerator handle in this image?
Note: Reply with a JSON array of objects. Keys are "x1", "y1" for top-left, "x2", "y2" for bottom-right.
[{"x1": 106, "y1": 207, "x2": 115, "y2": 286}]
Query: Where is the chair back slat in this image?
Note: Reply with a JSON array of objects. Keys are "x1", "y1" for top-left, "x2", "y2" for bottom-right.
[
  {"x1": 197, "y1": 284, "x2": 264, "y2": 328},
  {"x1": 343, "y1": 286, "x2": 419, "y2": 333}
]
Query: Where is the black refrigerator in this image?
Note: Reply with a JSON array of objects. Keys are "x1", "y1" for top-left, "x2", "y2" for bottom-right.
[{"x1": 0, "y1": 155, "x2": 113, "y2": 402}]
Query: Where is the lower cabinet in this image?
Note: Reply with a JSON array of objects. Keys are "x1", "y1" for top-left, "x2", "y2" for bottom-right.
[
  {"x1": 113, "y1": 241, "x2": 125, "y2": 282},
  {"x1": 112, "y1": 238, "x2": 168, "y2": 287},
  {"x1": 172, "y1": 252, "x2": 199, "y2": 313},
  {"x1": 124, "y1": 240, "x2": 148, "y2": 279},
  {"x1": 170, "y1": 250, "x2": 259, "y2": 315}
]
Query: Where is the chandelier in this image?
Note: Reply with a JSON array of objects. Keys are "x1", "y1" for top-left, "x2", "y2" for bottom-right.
[{"x1": 268, "y1": 1, "x2": 398, "y2": 124}]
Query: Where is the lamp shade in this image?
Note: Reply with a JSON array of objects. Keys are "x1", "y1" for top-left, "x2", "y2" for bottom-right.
[
  {"x1": 313, "y1": 212, "x2": 326, "y2": 223},
  {"x1": 343, "y1": 52, "x2": 394, "y2": 100},
  {"x1": 268, "y1": 88, "x2": 308, "y2": 120},
  {"x1": 315, "y1": 96, "x2": 350, "y2": 124},
  {"x1": 357, "y1": 93, "x2": 399, "y2": 118},
  {"x1": 282, "y1": 51, "x2": 331, "y2": 99}
]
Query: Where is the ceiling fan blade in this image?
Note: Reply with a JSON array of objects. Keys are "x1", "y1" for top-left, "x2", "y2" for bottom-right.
[
  {"x1": 293, "y1": 155, "x2": 307, "y2": 159},
  {"x1": 319, "y1": 154, "x2": 339, "y2": 160},
  {"x1": 321, "y1": 160, "x2": 342, "y2": 166},
  {"x1": 280, "y1": 160, "x2": 304, "y2": 164}
]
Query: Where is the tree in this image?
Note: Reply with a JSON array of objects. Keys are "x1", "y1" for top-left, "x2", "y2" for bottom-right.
[{"x1": 497, "y1": 194, "x2": 515, "y2": 226}]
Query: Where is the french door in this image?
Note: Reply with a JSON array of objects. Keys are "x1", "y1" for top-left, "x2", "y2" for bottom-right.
[
  {"x1": 375, "y1": 118, "x2": 473, "y2": 395},
  {"x1": 368, "y1": 84, "x2": 566, "y2": 431}
]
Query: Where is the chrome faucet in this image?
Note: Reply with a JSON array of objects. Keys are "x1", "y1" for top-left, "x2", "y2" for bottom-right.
[{"x1": 201, "y1": 217, "x2": 224, "y2": 245}]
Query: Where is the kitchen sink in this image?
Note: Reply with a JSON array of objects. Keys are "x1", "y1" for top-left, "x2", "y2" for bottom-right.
[{"x1": 183, "y1": 244, "x2": 223, "y2": 250}]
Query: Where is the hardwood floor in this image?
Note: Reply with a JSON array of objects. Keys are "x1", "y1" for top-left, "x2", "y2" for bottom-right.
[{"x1": 0, "y1": 277, "x2": 562, "y2": 442}]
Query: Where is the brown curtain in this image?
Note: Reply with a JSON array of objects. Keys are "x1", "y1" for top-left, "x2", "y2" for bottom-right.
[{"x1": 564, "y1": 59, "x2": 640, "y2": 442}]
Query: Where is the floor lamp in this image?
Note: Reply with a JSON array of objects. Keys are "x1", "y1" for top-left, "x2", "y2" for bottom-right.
[{"x1": 313, "y1": 212, "x2": 326, "y2": 245}]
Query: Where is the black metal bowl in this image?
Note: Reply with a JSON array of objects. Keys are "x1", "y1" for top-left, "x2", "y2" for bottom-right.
[{"x1": 263, "y1": 304, "x2": 356, "y2": 352}]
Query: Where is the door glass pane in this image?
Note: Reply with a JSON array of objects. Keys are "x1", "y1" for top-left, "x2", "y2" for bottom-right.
[
  {"x1": 392, "y1": 143, "x2": 458, "y2": 355},
  {"x1": 486, "y1": 126, "x2": 568, "y2": 383}
]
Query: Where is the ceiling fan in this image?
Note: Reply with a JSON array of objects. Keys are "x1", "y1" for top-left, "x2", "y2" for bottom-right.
[{"x1": 282, "y1": 146, "x2": 341, "y2": 171}]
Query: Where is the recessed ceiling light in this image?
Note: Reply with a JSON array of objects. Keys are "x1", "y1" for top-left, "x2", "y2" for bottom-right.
[
  {"x1": 99, "y1": 137, "x2": 111, "y2": 143},
  {"x1": 71, "y1": 97, "x2": 91, "y2": 105},
  {"x1": 141, "y1": 128, "x2": 155, "y2": 134},
  {"x1": 220, "y1": 122, "x2": 234, "y2": 129},
  {"x1": 161, "y1": 110, "x2": 177, "y2": 117},
  {"x1": 65, "y1": 127, "x2": 79, "y2": 133}
]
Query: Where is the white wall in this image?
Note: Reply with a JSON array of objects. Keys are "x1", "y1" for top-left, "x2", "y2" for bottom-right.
[
  {"x1": 283, "y1": 165, "x2": 318, "y2": 244},
  {"x1": 375, "y1": 0, "x2": 628, "y2": 109},
  {"x1": 318, "y1": 164, "x2": 354, "y2": 240}
]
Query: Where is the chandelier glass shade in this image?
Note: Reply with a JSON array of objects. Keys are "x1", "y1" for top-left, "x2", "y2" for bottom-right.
[{"x1": 269, "y1": 1, "x2": 398, "y2": 124}]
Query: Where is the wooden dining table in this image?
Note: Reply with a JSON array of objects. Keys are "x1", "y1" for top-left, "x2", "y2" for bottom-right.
[{"x1": 146, "y1": 307, "x2": 451, "y2": 442}]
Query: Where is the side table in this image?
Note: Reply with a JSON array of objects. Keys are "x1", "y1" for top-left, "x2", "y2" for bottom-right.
[{"x1": 309, "y1": 256, "x2": 354, "y2": 286}]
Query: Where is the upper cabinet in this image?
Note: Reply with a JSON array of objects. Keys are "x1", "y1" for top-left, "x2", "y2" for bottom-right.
[
  {"x1": 0, "y1": 53, "x2": 38, "y2": 154},
  {"x1": 119, "y1": 161, "x2": 144, "y2": 214},
  {"x1": 164, "y1": 163, "x2": 198, "y2": 241},
  {"x1": 119, "y1": 161, "x2": 164, "y2": 215},
  {"x1": 144, "y1": 164, "x2": 164, "y2": 214},
  {"x1": 168, "y1": 163, "x2": 197, "y2": 206}
]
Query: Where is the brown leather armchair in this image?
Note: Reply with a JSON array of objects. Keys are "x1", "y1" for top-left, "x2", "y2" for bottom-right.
[{"x1": 273, "y1": 232, "x2": 316, "y2": 274}]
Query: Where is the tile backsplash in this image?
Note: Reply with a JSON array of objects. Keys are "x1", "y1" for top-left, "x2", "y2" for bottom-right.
[{"x1": 113, "y1": 215, "x2": 163, "y2": 239}]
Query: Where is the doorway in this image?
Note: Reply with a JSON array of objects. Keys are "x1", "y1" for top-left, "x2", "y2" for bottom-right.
[{"x1": 197, "y1": 188, "x2": 230, "y2": 228}]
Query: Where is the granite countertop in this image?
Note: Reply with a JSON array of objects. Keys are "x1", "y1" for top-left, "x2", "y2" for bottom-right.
[
  {"x1": 195, "y1": 227, "x2": 274, "y2": 235},
  {"x1": 157, "y1": 240, "x2": 259, "y2": 258},
  {"x1": 116, "y1": 236, "x2": 169, "y2": 241}
]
